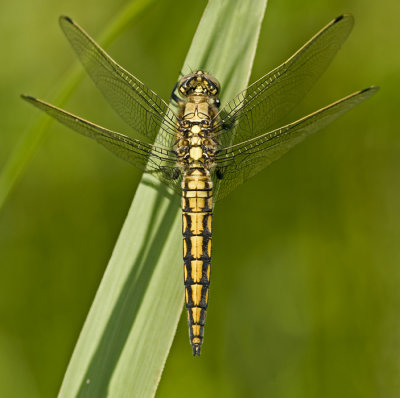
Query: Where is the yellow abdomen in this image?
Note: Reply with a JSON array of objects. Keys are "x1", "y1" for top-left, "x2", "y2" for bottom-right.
[{"x1": 182, "y1": 168, "x2": 212, "y2": 356}]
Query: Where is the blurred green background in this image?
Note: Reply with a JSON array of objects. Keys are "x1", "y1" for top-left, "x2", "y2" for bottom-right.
[{"x1": 1, "y1": 0, "x2": 399, "y2": 397}]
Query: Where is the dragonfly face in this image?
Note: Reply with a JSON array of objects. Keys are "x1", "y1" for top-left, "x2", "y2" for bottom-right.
[
  {"x1": 178, "y1": 71, "x2": 220, "y2": 97},
  {"x1": 22, "y1": 14, "x2": 378, "y2": 356}
]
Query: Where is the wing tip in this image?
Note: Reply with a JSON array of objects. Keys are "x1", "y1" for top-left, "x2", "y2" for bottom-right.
[
  {"x1": 334, "y1": 15, "x2": 344, "y2": 23},
  {"x1": 59, "y1": 15, "x2": 74, "y2": 25},
  {"x1": 334, "y1": 13, "x2": 354, "y2": 23},
  {"x1": 21, "y1": 93, "x2": 36, "y2": 102},
  {"x1": 332, "y1": 14, "x2": 354, "y2": 32},
  {"x1": 360, "y1": 85, "x2": 380, "y2": 95}
]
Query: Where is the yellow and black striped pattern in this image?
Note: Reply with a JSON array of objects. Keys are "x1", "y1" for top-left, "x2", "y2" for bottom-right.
[
  {"x1": 175, "y1": 71, "x2": 219, "y2": 356},
  {"x1": 182, "y1": 168, "x2": 212, "y2": 356}
]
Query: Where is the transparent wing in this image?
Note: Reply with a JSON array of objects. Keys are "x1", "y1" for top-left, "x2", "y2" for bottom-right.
[
  {"x1": 21, "y1": 95, "x2": 182, "y2": 194},
  {"x1": 214, "y1": 15, "x2": 354, "y2": 147},
  {"x1": 59, "y1": 16, "x2": 178, "y2": 148},
  {"x1": 212, "y1": 86, "x2": 378, "y2": 202}
]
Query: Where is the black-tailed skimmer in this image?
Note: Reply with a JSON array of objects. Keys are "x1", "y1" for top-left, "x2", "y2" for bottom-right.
[{"x1": 22, "y1": 15, "x2": 378, "y2": 356}]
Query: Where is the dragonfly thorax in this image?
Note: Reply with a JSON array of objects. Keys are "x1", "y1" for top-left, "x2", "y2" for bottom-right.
[
  {"x1": 176, "y1": 119, "x2": 217, "y2": 167},
  {"x1": 175, "y1": 77, "x2": 219, "y2": 169}
]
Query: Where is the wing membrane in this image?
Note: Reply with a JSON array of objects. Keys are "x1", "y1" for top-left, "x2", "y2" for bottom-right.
[
  {"x1": 212, "y1": 86, "x2": 378, "y2": 201},
  {"x1": 21, "y1": 95, "x2": 182, "y2": 193},
  {"x1": 214, "y1": 15, "x2": 354, "y2": 147},
  {"x1": 59, "y1": 16, "x2": 178, "y2": 147}
]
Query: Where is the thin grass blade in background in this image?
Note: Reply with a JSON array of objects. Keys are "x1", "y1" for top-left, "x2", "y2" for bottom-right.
[{"x1": 58, "y1": 0, "x2": 267, "y2": 396}]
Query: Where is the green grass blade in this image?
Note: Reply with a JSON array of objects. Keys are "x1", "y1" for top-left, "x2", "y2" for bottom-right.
[
  {"x1": 0, "y1": 0, "x2": 155, "y2": 211},
  {"x1": 58, "y1": 0, "x2": 267, "y2": 396}
]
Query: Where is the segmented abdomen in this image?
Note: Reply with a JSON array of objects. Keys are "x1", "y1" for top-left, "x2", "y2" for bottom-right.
[{"x1": 182, "y1": 168, "x2": 212, "y2": 356}]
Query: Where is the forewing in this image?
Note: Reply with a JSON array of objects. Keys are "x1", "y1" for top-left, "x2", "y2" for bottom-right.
[
  {"x1": 21, "y1": 95, "x2": 182, "y2": 194},
  {"x1": 59, "y1": 16, "x2": 178, "y2": 147},
  {"x1": 214, "y1": 15, "x2": 354, "y2": 147},
  {"x1": 212, "y1": 86, "x2": 378, "y2": 201}
]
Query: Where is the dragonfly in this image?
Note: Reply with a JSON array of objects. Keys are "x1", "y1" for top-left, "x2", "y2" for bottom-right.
[{"x1": 22, "y1": 14, "x2": 378, "y2": 356}]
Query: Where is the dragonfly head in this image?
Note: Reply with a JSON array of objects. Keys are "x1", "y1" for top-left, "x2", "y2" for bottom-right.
[{"x1": 178, "y1": 71, "x2": 220, "y2": 98}]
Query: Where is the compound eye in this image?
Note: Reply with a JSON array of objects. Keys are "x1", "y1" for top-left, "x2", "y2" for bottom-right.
[
  {"x1": 209, "y1": 85, "x2": 217, "y2": 95},
  {"x1": 201, "y1": 119, "x2": 210, "y2": 127},
  {"x1": 181, "y1": 120, "x2": 190, "y2": 128},
  {"x1": 214, "y1": 98, "x2": 221, "y2": 108}
]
